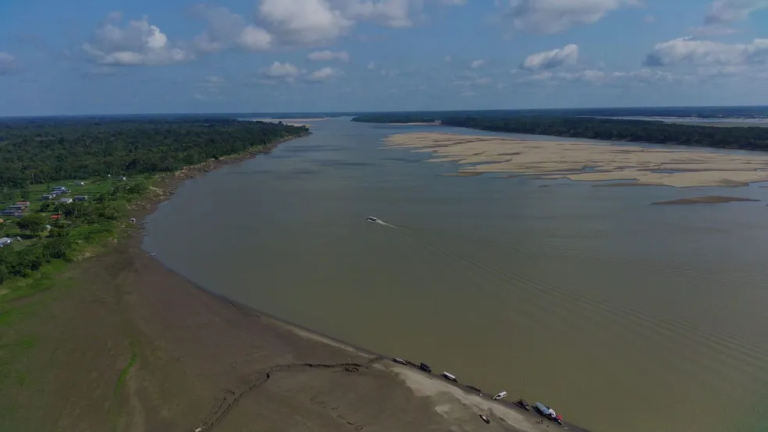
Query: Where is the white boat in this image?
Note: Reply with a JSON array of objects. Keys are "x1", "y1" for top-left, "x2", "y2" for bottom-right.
[
  {"x1": 442, "y1": 372, "x2": 457, "y2": 382},
  {"x1": 367, "y1": 216, "x2": 380, "y2": 223},
  {"x1": 493, "y1": 391, "x2": 507, "y2": 400}
]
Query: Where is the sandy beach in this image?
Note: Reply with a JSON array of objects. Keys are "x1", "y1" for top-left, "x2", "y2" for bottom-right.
[
  {"x1": 385, "y1": 132, "x2": 768, "y2": 187},
  {"x1": 0, "y1": 136, "x2": 582, "y2": 432}
]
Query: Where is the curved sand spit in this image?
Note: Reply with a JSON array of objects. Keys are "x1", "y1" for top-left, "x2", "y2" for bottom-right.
[{"x1": 385, "y1": 132, "x2": 768, "y2": 188}]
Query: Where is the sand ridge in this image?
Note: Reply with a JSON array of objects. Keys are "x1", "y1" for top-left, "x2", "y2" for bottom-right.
[{"x1": 385, "y1": 132, "x2": 768, "y2": 188}]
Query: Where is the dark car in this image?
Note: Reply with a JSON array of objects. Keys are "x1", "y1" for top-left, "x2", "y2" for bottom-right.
[{"x1": 419, "y1": 362, "x2": 432, "y2": 373}]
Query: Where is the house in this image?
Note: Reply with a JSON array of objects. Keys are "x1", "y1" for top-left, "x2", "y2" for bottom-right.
[
  {"x1": 74, "y1": 195, "x2": 88, "y2": 202},
  {"x1": 0, "y1": 210, "x2": 23, "y2": 217},
  {"x1": 49, "y1": 190, "x2": 61, "y2": 196},
  {"x1": 50, "y1": 214, "x2": 61, "y2": 220},
  {"x1": 74, "y1": 181, "x2": 85, "y2": 186},
  {"x1": 6, "y1": 205, "x2": 26, "y2": 211},
  {"x1": 58, "y1": 198, "x2": 73, "y2": 204},
  {"x1": 41, "y1": 194, "x2": 54, "y2": 200},
  {"x1": 0, "y1": 237, "x2": 12, "y2": 248},
  {"x1": 15, "y1": 201, "x2": 30, "y2": 208}
]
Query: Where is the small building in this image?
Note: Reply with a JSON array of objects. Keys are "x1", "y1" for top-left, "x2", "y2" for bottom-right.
[
  {"x1": 74, "y1": 181, "x2": 85, "y2": 186},
  {"x1": 6, "y1": 205, "x2": 26, "y2": 211},
  {"x1": 0, "y1": 210, "x2": 23, "y2": 217},
  {"x1": 53, "y1": 186, "x2": 66, "y2": 190},
  {"x1": 119, "y1": 176, "x2": 127, "y2": 181},
  {"x1": 74, "y1": 195, "x2": 88, "y2": 202},
  {"x1": 41, "y1": 194, "x2": 54, "y2": 200},
  {"x1": 49, "y1": 190, "x2": 61, "y2": 196},
  {"x1": 50, "y1": 214, "x2": 61, "y2": 220},
  {"x1": 58, "y1": 198, "x2": 73, "y2": 204},
  {"x1": 0, "y1": 237, "x2": 12, "y2": 248},
  {"x1": 15, "y1": 201, "x2": 30, "y2": 208}
]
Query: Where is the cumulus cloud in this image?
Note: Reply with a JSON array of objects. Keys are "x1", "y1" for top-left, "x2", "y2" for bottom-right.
[
  {"x1": 258, "y1": 0, "x2": 354, "y2": 45},
  {"x1": 260, "y1": 61, "x2": 304, "y2": 82},
  {"x1": 521, "y1": 44, "x2": 579, "y2": 70},
  {"x1": 0, "y1": 52, "x2": 19, "y2": 75},
  {"x1": 502, "y1": 0, "x2": 640, "y2": 34},
  {"x1": 470, "y1": 59, "x2": 485, "y2": 69},
  {"x1": 644, "y1": 36, "x2": 768, "y2": 67},
  {"x1": 340, "y1": 0, "x2": 414, "y2": 28},
  {"x1": 704, "y1": 0, "x2": 768, "y2": 25},
  {"x1": 306, "y1": 66, "x2": 344, "y2": 81},
  {"x1": 82, "y1": 14, "x2": 193, "y2": 66},
  {"x1": 307, "y1": 50, "x2": 350, "y2": 61},
  {"x1": 192, "y1": 5, "x2": 273, "y2": 52}
]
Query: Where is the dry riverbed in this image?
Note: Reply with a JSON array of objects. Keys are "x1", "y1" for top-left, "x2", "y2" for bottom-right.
[{"x1": 385, "y1": 132, "x2": 768, "y2": 188}]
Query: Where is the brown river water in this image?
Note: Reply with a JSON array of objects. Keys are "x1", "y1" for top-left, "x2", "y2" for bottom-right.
[{"x1": 145, "y1": 118, "x2": 768, "y2": 432}]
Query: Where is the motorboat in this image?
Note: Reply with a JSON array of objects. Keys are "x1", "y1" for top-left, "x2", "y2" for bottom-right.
[
  {"x1": 392, "y1": 357, "x2": 408, "y2": 365},
  {"x1": 419, "y1": 362, "x2": 432, "y2": 373},
  {"x1": 493, "y1": 391, "x2": 507, "y2": 401},
  {"x1": 479, "y1": 414, "x2": 491, "y2": 424},
  {"x1": 367, "y1": 216, "x2": 380, "y2": 223}
]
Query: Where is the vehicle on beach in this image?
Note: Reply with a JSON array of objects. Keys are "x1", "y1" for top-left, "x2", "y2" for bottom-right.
[
  {"x1": 392, "y1": 357, "x2": 408, "y2": 365},
  {"x1": 441, "y1": 372, "x2": 457, "y2": 382},
  {"x1": 366, "y1": 216, "x2": 379, "y2": 223},
  {"x1": 492, "y1": 391, "x2": 507, "y2": 400},
  {"x1": 535, "y1": 402, "x2": 563, "y2": 425},
  {"x1": 419, "y1": 362, "x2": 432, "y2": 373},
  {"x1": 514, "y1": 399, "x2": 531, "y2": 411}
]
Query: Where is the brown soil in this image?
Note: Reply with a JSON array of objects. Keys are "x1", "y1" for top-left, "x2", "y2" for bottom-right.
[
  {"x1": 0, "y1": 135, "x2": 579, "y2": 432},
  {"x1": 651, "y1": 196, "x2": 759, "y2": 205}
]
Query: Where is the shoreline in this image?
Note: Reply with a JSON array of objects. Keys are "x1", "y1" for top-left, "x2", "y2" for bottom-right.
[
  {"x1": 130, "y1": 135, "x2": 589, "y2": 431},
  {"x1": 1, "y1": 131, "x2": 588, "y2": 432}
]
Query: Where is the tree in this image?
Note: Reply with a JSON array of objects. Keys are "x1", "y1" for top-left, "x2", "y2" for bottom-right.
[{"x1": 16, "y1": 214, "x2": 48, "y2": 234}]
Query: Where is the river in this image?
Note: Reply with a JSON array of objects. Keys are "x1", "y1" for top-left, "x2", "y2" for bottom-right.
[{"x1": 144, "y1": 118, "x2": 768, "y2": 432}]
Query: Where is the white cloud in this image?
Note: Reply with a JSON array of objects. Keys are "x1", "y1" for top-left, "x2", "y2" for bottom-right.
[
  {"x1": 0, "y1": 52, "x2": 19, "y2": 75},
  {"x1": 470, "y1": 59, "x2": 485, "y2": 69},
  {"x1": 307, "y1": 50, "x2": 350, "y2": 61},
  {"x1": 258, "y1": 0, "x2": 353, "y2": 45},
  {"x1": 502, "y1": 0, "x2": 640, "y2": 34},
  {"x1": 83, "y1": 14, "x2": 193, "y2": 65},
  {"x1": 521, "y1": 44, "x2": 579, "y2": 70},
  {"x1": 519, "y1": 68, "x2": 683, "y2": 86},
  {"x1": 306, "y1": 66, "x2": 344, "y2": 81},
  {"x1": 689, "y1": 25, "x2": 739, "y2": 36},
  {"x1": 705, "y1": 0, "x2": 768, "y2": 25},
  {"x1": 260, "y1": 61, "x2": 304, "y2": 81},
  {"x1": 239, "y1": 25, "x2": 274, "y2": 50},
  {"x1": 644, "y1": 36, "x2": 768, "y2": 67},
  {"x1": 192, "y1": 6, "x2": 273, "y2": 53},
  {"x1": 340, "y1": 0, "x2": 414, "y2": 28}
]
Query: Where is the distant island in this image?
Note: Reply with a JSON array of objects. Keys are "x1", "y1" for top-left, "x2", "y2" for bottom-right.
[{"x1": 352, "y1": 111, "x2": 768, "y2": 152}]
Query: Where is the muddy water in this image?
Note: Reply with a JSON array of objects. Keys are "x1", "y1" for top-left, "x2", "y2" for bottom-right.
[{"x1": 145, "y1": 118, "x2": 768, "y2": 432}]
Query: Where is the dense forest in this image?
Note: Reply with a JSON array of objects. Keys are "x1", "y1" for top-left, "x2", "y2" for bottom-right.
[
  {"x1": 0, "y1": 118, "x2": 309, "y2": 189},
  {"x1": 352, "y1": 113, "x2": 768, "y2": 151},
  {"x1": 0, "y1": 117, "x2": 308, "y2": 290},
  {"x1": 351, "y1": 106, "x2": 768, "y2": 121}
]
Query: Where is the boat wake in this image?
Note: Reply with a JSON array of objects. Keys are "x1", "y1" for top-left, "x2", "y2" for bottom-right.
[{"x1": 367, "y1": 216, "x2": 397, "y2": 228}]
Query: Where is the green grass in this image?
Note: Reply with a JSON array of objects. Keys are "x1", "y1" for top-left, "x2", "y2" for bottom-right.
[{"x1": 113, "y1": 338, "x2": 138, "y2": 395}]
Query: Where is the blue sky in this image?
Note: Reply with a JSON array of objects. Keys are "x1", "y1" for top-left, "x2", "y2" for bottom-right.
[{"x1": 1, "y1": 0, "x2": 768, "y2": 116}]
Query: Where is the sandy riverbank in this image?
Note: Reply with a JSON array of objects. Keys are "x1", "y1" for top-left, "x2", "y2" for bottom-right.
[
  {"x1": 0, "y1": 133, "x2": 580, "y2": 432},
  {"x1": 385, "y1": 132, "x2": 768, "y2": 188}
]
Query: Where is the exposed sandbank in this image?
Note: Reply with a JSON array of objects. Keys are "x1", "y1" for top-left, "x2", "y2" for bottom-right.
[
  {"x1": 652, "y1": 196, "x2": 759, "y2": 205},
  {"x1": 385, "y1": 132, "x2": 768, "y2": 188}
]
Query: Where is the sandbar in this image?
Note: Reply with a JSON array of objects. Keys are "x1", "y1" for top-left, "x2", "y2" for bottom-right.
[
  {"x1": 385, "y1": 132, "x2": 768, "y2": 188},
  {"x1": 652, "y1": 196, "x2": 759, "y2": 205}
]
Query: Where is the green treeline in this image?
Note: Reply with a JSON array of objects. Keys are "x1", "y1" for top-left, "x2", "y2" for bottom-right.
[
  {"x1": 0, "y1": 118, "x2": 308, "y2": 290},
  {"x1": 0, "y1": 118, "x2": 309, "y2": 189},
  {"x1": 352, "y1": 113, "x2": 768, "y2": 151}
]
